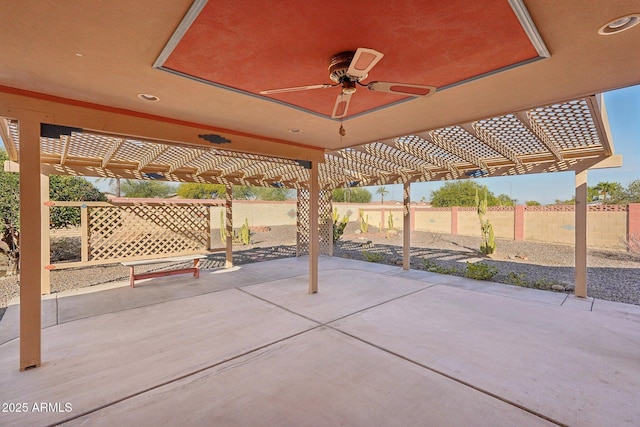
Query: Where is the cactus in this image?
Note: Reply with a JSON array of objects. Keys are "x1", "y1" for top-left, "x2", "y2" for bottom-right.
[
  {"x1": 240, "y1": 218, "x2": 251, "y2": 245},
  {"x1": 387, "y1": 212, "x2": 394, "y2": 231},
  {"x1": 358, "y1": 209, "x2": 369, "y2": 234},
  {"x1": 219, "y1": 210, "x2": 226, "y2": 245},
  {"x1": 333, "y1": 208, "x2": 349, "y2": 243},
  {"x1": 475, "y1": 188, "x2": 496, "y2": 255}
]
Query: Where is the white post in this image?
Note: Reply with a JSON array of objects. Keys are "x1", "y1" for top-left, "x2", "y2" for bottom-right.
[
  {"x1": 309, "y1": 162, "x2": 319, "y2": 294},
  {"x1": 575, "y1": 170, "x2": 588, "y2": 298},
  {"x1": 19, "y1": 119, "x2": 42, "y2": 370}
]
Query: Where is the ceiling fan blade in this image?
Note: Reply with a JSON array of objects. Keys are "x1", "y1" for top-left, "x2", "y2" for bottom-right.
[
  {"x1": 331, "y1": 92, "x2": 352, "y2": 119},
  {"x1": 347, "y1": 48, "x2": 384, "y2": 79},
  {"x1": 260, "y1": 84, "x2": 335, "y2": 95},
  {"x1": 367, "y1": 81, "x2": 436, "y2": 97}
]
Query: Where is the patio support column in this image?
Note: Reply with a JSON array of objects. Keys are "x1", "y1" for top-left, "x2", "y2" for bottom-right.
[
  {"x1": 225, "y1": 185, "x2": 233, "y2": 268},
  {"x1": 40, "y1": 173, "x2": 50, "y2": 294},
  {"x1": 308, "y1": 161, "x2": 319, "y2": 294},
  {"x1": 575, "y1": 170, "x2": 588, "y2": 298},
  {"x1": 403, "y1": 182, "x2": 411, "y2": 270},
  {"x1": 19, "y1": 119, "x2": 42, "y2": 370}
]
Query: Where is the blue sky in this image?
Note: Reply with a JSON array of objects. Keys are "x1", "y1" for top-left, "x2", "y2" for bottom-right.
[{"x1": 371, "y1": 84, "x2": 640, "y2": 204}]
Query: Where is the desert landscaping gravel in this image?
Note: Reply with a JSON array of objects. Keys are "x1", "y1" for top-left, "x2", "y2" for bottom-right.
[{"x1": 1, "y1": 224, "x2": 638, "y2": 321}]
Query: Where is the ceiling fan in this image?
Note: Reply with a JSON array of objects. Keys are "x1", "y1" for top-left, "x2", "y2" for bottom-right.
[{"x1": 259, "y1": 48, "x2": 437, "y2": 119}]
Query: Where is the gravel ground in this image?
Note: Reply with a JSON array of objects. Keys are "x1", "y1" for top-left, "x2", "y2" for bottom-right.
[{"x1": 1, "y1": 224, "x2": 638, "y2": 320}]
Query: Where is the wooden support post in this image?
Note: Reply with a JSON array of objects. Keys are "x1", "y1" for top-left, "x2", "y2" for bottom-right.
[
  {"x1": 80, "y1": 205, "x2": 89, "y2": 262},
  {"x1": 451, "y1": 206, "x2": 459, "y2": 235},
  {"x1": 309, "y1": 162, "x2": 319, "y2": 294},
  {"x1": 225, "y1": 185, "x2": 233, "y2": 268},
  {"x1": 575, "y1": 170, "x2": 588, "y2": 298},
  {"x1": 19, "y1": 120, "x2": 42, "y2": 371},
  {"x1": 40, "y1": 173, "x2": 50, "y2": 294},
  {"x1": 403, "y1": 182, "x2": 411, "y2": 270}
]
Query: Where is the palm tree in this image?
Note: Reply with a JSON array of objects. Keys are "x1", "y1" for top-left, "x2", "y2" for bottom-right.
[
  {"x1": 96, "y1": 177, "x2": 121, "y2": 197},
  {"x1": 594, "y1": 181, "x2": 615, "y2": 203},
  {"x1": 376, "y1": 186, "x2": 389, "y2": 204}
]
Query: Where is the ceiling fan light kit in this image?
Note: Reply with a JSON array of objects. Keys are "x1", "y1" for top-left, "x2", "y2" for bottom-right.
[{"x1": 260, "y1": 47, "x2": 437, "y2": 120}]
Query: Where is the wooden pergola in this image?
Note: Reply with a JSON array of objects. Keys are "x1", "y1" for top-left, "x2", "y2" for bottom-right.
[{"x1": 1, "y1": 89, "x2": 622, "y2": 370}]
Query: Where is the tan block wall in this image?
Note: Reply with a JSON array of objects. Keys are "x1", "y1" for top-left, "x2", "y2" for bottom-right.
[
  {"x1": 524, "y1": 211, "x2": 575, "y2": 245},
  {"x1": 457, "y1": 210, "x2": 481, "y2": 237},
  {"x1": 413, "y1": 209, "x2": 451, "y2": 233},
  {"x1": 487, "y1": 211, "x2": 515, "y2": 239},
  {"x1": 586, "y1": 211, "x2": 627, "y2": 249},
  {"x1": 211, "y1": 201, "x2": 298, "y2": 228}
]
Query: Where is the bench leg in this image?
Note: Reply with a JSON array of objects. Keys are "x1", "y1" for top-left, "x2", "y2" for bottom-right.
[
  {"x1": 193, "y1": 258, "x2": 200, "y2": 278},
  {"x1": 129, "y1": 266, "x2": 136, "y2": 288}
]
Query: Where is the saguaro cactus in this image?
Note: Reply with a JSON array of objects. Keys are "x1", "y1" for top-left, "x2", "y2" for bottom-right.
[
  {"x1": 359, "y1": 209, "x2": 369, "y2": 233},
  {"x1": 475, "y1": 188, "x2": 496, "y2": 255}
]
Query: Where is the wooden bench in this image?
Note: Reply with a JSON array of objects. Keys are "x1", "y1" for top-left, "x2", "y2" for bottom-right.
[{"x1": 122, "y1": 255, "x2": 208, "y2": 288}]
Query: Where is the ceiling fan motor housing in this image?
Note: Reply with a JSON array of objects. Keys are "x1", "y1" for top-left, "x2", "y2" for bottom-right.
[{"x1": 329, "y1": 51, "x2": 365, "y2": 83}]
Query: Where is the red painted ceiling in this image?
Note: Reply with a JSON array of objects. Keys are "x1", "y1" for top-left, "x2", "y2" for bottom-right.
[{"x1": 162, "y1": 0, "x2": 539, "y2": 118}]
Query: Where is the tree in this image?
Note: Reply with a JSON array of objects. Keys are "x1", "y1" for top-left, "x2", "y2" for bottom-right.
[
  {"x1": 332, "y1": 187, "x2": 372, "y2": 203},
  {"x1": 252, "y1": 187, "x2": 292, "y2": 201},
  {"x1": 376, "y1": 186, "x2": 389, "y2": 204},
  {"x1": 49, "y1": 176, "x2": 107, "y2": 228},
  {"x1": 525, "y1": 200, "x2": 541, "y2": 206},
  {"x1": 175, "y1": 183, "x2": 256, "y2": 200},
  {"x1": 496, "y1": 193, "x2": 516, "y2": 206},
  {"x1": 0, "y1": 150, "x2": 19, "y2": 275},
  {"x1": 96, "y1": 177, "x2": 121, "y2": 197},
  {"x1": 0, "y1": 149, "x2": 106, "y2": 275},
  {"x1": 430, "y1": 181, "x2": 498, "y2": 207},
  {"x1": 121, "y1": 179, "x2": 174, "y2": 198},
  {"x1": 625, "y1": 179, "x2": 640, "y2": 203},
  {"x1": 594, "y1": 181, "x2": 624, "y2": 203},
  {"x1": 176, "y1": 183, "x2": 224, "y2": 199}
]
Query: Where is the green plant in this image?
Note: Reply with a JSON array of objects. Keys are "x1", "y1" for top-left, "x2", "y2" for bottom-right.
[
  {"x1": 220, "y1": 211, "x2": 226, "y2": 245},
  {"x1": 422, "y1": 259, "x2": 459, "y2": 275},
  {"x1": 475, "y1": 188, "x2": 496, "y2": 255},
  {"x1": 506, "y1": 272, "x2": 528, "y2": 286},
  {"x1": 240, "y1": 218, "x2": 251, "y2": 245},
  {"x1": 333, "y1": 208, "x2": 349, "y2": 243},
  {"x1": 464, "y1": 262, "x2": 498, "y2": 280},
  {"x1": 387, "y1": 212, "x2": 394, "y2": 231},
  {"x1": 359, "y1": 209, "x2": 369, "y2": 234},
  {"x1": 362, "y1": 250, "x2": 383, "y2": 263}
]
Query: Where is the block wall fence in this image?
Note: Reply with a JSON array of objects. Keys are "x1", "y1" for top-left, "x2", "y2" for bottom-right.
[{"x1": 50, "y1": 201, "x2": 640, "y2": 251}]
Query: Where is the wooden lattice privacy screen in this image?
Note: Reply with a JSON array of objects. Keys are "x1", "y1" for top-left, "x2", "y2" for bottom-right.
[
  {"x1": 87, "y1": 204, "x2": 210, "y2": 262},
  {"x1": 296, "y1": 189, "x2": 333, "y2": 257}
]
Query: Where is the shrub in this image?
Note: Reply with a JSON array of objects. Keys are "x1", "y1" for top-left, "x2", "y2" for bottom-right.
[
  {"x1": 464, "y1": 262, "x2": 498, "y2": 280},
  {"x1": 362, "y1": 251, "x2": 383, "y2": 263},
  {"x1": 422, "y1": 259, "x2": 459, "y2": 275},
  {"x1": 505, "y1": 272, "x2": 528, "y2": 286}
]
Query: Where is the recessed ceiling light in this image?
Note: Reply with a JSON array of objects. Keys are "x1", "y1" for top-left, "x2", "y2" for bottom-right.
[
  {"x1": 137, "y1": 93, "x2": 160, "y2": 102},
  {"x1": 598, "y1": 14, "x2": 640, "y2": 35},
  {"x1": 75, "y1": 53, "x2": 84, "y2": 57},
  {"x1": 288, "y1": 128, "x2": 301, "y2": 133}
]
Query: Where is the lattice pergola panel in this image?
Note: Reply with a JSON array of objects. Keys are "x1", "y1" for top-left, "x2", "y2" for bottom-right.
[
  {"x1": 88, "y1": 204, "x2": 210, "y2": 261},
  {"x1": 474, "y1": 114, "x2": 549, "y2": 155},
  {"x1": 527, "y1": 99, "x2": 601, "y2": 150},
  {"x1": 296, "y1": 189, "x2": 332, "y2": 257},
  {"x1": 431, "y1": 126, "x2": 502, "y2": 162},
  {"x1": 2, "y1": 95, "x2": 614, "y2": 191}
]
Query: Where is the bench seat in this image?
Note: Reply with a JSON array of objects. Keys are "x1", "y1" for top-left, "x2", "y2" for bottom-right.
[{"x1": 122, "y1": 255, "x2": 208, "y2": 287}]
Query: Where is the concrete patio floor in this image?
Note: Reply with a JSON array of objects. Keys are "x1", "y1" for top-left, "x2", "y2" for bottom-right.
[{"x1": 1, "y1": 256, "x2": 639, "y2": 426}]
